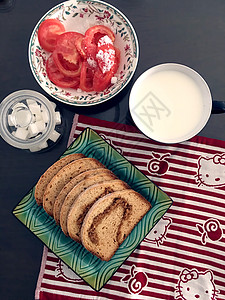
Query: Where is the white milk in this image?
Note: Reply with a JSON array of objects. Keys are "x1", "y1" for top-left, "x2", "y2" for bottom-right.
[{"x1": 130, "y1": 65, "x2": 211, "y2": 143}]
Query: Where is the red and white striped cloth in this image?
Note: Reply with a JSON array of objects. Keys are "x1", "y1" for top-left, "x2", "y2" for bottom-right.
[{"x1": 35, "y1": 114, "x2": 225, "y2": 300}]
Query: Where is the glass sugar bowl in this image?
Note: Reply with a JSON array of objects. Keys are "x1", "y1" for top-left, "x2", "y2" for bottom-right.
[{"x1": 0, "y1": 90, "x2": 63, "y2": 152}]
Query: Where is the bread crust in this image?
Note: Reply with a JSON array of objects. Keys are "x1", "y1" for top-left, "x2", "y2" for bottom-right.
[
  {"x1": 53, "y1": 168, "x2": 113, "y2": 225},
  {"x1": 59, "y1": 170, "x2": 117, "y2": 235},
  {"x1": 43, "y1": 157, "x2": 105, "y2": 216},
  {"x1": 80, "y1": 189, "x2": 151, "y2": 261},
  {"x1": 36, "y1": 153, "x2": 152, "y2": 262},
  {"x1": 67, "y1": 179, "x2": 130, "y2": 243},
  {"x1": 34, "y1": 153, "x2": 85, "y2": 206}
]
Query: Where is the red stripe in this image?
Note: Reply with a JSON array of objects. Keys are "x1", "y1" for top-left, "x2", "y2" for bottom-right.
[
  {"x1": 156, "y1": 181, "x2": 225, "y2": 201},
  {"x1": 118, "y1": 261, "x2": 180, "y2": 283}
]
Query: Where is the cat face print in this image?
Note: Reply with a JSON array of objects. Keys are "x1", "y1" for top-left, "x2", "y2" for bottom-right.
[
  {"x1": 176, "y1": 268, "x2": 219, "y2": 300},
  {"x1": 144, "y1": 217, "x2": 172, "y2": 246},
  {"x1": 196, "y1": 154, "x2": 225, "y2": 188}
]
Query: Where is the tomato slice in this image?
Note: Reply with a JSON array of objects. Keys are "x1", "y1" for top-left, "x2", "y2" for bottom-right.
[
  {"x1": 52, "y1": 32, "x2": 84, "y2": 77},
  {"x1": 52, "y1": 50, "x2": 82, "y2": 77},
  {"x1": 79, "y1": 61, "x2": 94, "y2": 92},
  {"x1": 83, "y1": 25, "x2": 115, "y2": 59},
  {"x1": 93, "y1": 47, "x2": 120, "y2": 92},
  {"x1": 75, "y1": 35, "x2": 86, "y2": 59},
  {"x1": 39, "y1": 22, "x2": 120, "y2": 92},
  {"x1": 96, "y1": 36, "x2": 116, "y2": 74},
  {"x1": 46, "y1": 55, "x2": 80, "y2": 88},
  {"x1": 92, "y1": 68, "x2": 113, "y2": 92},
  {"x1": 38, "y1": 19, "x2": 65, "y2": 52}
]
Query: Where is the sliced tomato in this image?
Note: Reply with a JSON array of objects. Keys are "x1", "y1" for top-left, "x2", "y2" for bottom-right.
[
  {"x1": 84, "y1": 25, "x2": 115, "y2": 45},
  {"x1": 52, "y1": 32, "x2": 84, "y2": 77},
  {"x1": 92, "y1": 68, "x2": 113, "y2": 92},
  {"x1": 75, "y1": 35, "x2": 86, "y2": 59},
  {"x1": 96, "y1": 37, "x2": 116, "y2": 74},
  {"x1": 93, "y1": 47, "x2": 120, "y2": 92},
  {"x1": 46, "y1": 55, "x2": 80, "y2": 88},
  {"x1": 83, "y1": 25, "x2": 115, "y2": 59},
  {"x1": 52, "y1": 50, "x2": 82, "y2": 77},
  {"x1": 114, "y1": 47, "x2": 121, "y2": 66},
  {"x1": 38, "y1": 19, "x2": 65, "y2": 52},
  {"x1": 79, "y1": 61, "x2": 94, "y2": 92},
  {"x1": 40, "y1": 22, "x2": 120, "y2": 92}
]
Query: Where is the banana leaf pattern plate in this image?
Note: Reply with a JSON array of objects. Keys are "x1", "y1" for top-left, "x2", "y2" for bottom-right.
[
  {"x1": 13, "y1": 128, "x2": 172, "y2": 291},
  {"x1": 28, "y1": 0, "x2": 139, "y2": 106}
]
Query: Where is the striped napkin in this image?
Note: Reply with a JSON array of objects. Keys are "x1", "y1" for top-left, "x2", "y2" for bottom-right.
[{"x1": 35, "y1": 114, "x2": 225, "y2": 300}]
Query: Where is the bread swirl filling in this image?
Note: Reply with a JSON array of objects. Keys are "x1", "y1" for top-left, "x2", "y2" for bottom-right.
[
  {"x1": 88, "y1": 197, "x2": 132, "y2": 245},
  {"x1": 76, "y1": 187, "x2": 114, "y2": 238}
]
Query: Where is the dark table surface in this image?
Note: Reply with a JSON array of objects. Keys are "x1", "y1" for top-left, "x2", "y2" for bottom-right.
[{"x1": 1, "y1": 0, "x2": 225, "y2": 299}]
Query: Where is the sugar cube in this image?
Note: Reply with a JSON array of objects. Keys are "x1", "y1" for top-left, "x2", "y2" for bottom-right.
[
  {"x1": 8, "y1": 114, "x2": 14, "y2": 126},
  {"x1": 28, "y1": 123, "x2": 39, "y2": 137},
  {"x1": 49, "y1": 130, "x2": 60, "y2": 142},
  {"x1": 55, "y1": 111, "x2": 61, "y2": 125},
  {"x1": 14, "y1": 127, "x2": 29, "y2": 140},
  {"x1": 35, "y1": 120, "x2": 46, "y2": 133},
  {"x1": 27, "y1": 102, "x2": 41, "y2": 115},
  {"x1": 41, "y1": 108, "x2": 49, "y2": 123}
]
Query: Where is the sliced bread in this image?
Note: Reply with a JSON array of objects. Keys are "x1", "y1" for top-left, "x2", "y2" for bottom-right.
[
  {"x1": 59, "y1": 170, "x2": 117, "y2": 235},
  {"x1": 34, "y1": 153, "x2": 85, "y2": 206},
  {"x1": 67, "y1": 179, "x2": 129, "y2": 243},
  {"x1": 53, "y1": 168, "x2": 115, "y2": 224},
  {"x1": 43, "y1": 157, "x2": 105, "y2": 216},
  {"x1": 80, "y1": 189, "x2": 151, "y2": 261},
  {"x1": 53, "y1": 168, "x2": 111, "y2": 225}
]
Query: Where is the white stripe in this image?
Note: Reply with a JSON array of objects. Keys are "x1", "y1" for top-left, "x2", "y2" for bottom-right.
[
  {"x1": 142, "y1": 237, "x2": 225, "y2": 266},
  {"x1": 41, "y1": 278, "x2": 173, "y2": 300},
  {"x1": 124, "y1": 154, "x2": 198, "y2": 169},
  {"x1": 167, "y1": 202, "x2": 225, "y2": 221},
  {"x1": 161, "y1": 185, "x2": 225, "y2": 200},
  {"x1": 45, "y1": 260, "x2": 57, "y2": 268},
  {"x1": 39, "y1": 287, "x2": 102, "y2": 299},
  {"x1": 106, "y1": 278, "x2": 174, "y2": 299},
  {"x1": 117, "y1": 266, "x2": 178, "y2": 281},
  {"x1": 167, "y1": 230, "x2": 225, "y2": 256},
  {"x1": 76, "y1": 124, "x2": 225, "y2": 155},
  {"x1": 42, "y1": 277, "x2": 85, "y2": 289},
  {"x1": 40, "y1": 285, "x2": 172, "y2": 300},
  {"x1": 167, "y1": 193, "x2": 225, "y2": 210},
  {"x1": 76, "y1": 124, "x2": 144, "y2": 138},
  {"x1": 128, "y1": 252, "x2": 225, "y2": 278},
  {"x1": 47, "y1": 252, "x2": 58, "y2": 259}
]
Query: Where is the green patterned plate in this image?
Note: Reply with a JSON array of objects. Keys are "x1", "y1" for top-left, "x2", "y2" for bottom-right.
[{"x1": 13, "y1": 128, "x2": 172, "y2": 291}]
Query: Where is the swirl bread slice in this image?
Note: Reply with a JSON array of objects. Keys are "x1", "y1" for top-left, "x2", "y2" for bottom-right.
[
  {"x1": 59, "y1": 170, "x2": 117, "y2": 235},
  {"x1": 43, "y1": 157, "x2": 105, "y2": 216},
  {"x1": 81, "y1": 189, "x2": 151, "y2": 261},
  {"x1": 53, "y1": 168, "x2": 113, "y2": 225},
  {"x1": 35, "y1": 153, "x2": 85, "y2": 206},
  {"x1": 67, "y1": 179, "x2": 129, "y2": 243}
]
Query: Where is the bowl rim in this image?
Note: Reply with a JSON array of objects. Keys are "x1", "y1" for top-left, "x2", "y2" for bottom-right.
[
  {"x1": 129, "y1": 63, "x2": 212, "y2": 144},
  {"x1": 28, "y1": 0, "x2": 139, "y2": 106}
]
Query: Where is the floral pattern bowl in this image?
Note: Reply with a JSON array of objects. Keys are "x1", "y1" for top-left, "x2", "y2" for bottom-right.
[{"x1": 28, "y1": 0, "x2": 139, "y2": 106}]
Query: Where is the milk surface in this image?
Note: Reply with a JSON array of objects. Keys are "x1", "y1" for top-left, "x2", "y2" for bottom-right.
[{"x1": 131, "y1": 69, "x2": 205, "y2": 142}]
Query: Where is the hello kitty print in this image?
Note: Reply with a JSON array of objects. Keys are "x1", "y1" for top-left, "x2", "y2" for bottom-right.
[
  {"x1": 144, "y1": 216, "x2": 172, "y2": 246},
  {"x1": 175, "y1": 268, "x2": 219, "y2": 300},
  {"x1": 195, "y1": 153, "x2": 225, "y2": 188}
]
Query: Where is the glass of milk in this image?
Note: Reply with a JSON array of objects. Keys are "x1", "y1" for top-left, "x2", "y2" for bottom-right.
[{"x1": 129, "y1": 63, "x2": 212, "y2": 143}]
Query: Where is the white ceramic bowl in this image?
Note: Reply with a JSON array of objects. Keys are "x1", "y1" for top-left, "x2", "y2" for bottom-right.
[
  {"x1": 28, "y1": 0, "x2": 139, "y2": 106},
  {"x1": 129, "y1": 63, "x2": 212, "y2": 144}
]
